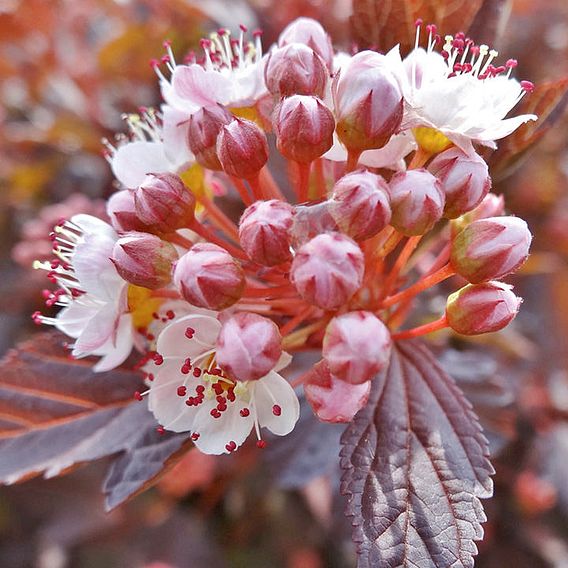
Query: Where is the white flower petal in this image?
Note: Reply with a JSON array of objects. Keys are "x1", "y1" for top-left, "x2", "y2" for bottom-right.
[
  {"x1": 161, "y1": 104, "x2": 194, "y2": 170},
  {"x1": 111, "y1": 140, "x2": 171, "y2": 189},
  {"x1": 156, "y1": 314, "x2": 221, "y2": 359},
  {"x1": 72, "y1": 299, "x2": 123, "y2": 355},
  {"x1": 92, "y1": 314, "x2": 134, "y2": 372},
  {"x1": 192, "y1": 398, "x2": 254, "y2": 455},
  {"x1": 253, "y1": 371, "x2": 300, "y2": 436}
]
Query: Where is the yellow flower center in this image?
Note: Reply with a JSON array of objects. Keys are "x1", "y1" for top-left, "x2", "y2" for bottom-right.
[
  {"x1": 127, "y1": 285, "x2": 163, "y2": 330},
  {"x1": 413, "y1": 127, "x2": 453, "y2": 154}
]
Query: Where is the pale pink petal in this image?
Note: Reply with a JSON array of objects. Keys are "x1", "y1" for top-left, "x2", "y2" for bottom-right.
[
  {"x1": 156, "y1": 314, "x2": 221, "y2": 359},
  {"x1": 111, "y1": 141, "x2": 171, "y2": 189},
  {"x1": 253, "y1": 371, "x2": 300, "y2": 436},
  {"x1": 170, "y1": 65, "x2": 231, "y2": 110},
  {"x1": 55, "y1": 300, "x2": 101, "y2": 338},
  {"x1": 471, "y1": 114, "x2": 537, "y2": 142},
  {"x1": 148, "y1": 363, "x2": 203, "y2": 432},
  {"x1": 72, "y1": 299, "x2": 122, "y2": 354},
  {"x1": 92, "y1": 314, "x2": 134, "y2": 372},
  {"x1": 161, "y1": 104, "x2": 194, "y2": 170},
  {"x1": 192, "y1": 399, "x2": 254, "y2": 455}
]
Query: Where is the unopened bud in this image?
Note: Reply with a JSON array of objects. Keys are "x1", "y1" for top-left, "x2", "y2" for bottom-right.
[
  {"x1": 216, "y1": 312, "x2": 282, "y2": 381},
  {"x1": 187, "y1": 105, "x2": 233, "y2": 170},
  {"x1": 273, "y1": 95, "x2": 335, "y2": 163},
  {"x1": 134, "y1": 173, "x2": 195, "y2": 234},
  {"x1": 173, "y1": 243, "x2": 245, "y2": 310},
  {"x1": 452, "y1": 192, "x2": 505, "y2": 234},
  {"x1": 107, "y1": 190, "x2": 149, "y2": 232},
  {"x1": 111, "y1": 232, "x2": 178, "y2": 289},
  {"x1": 451, "y1": 216, "x2": 532, "y2": 283},
  {"x1": 330, "y1": 171, "x2": 391, "y2": 241},
  {"x1": 388, "y1": 169, "x2": 445, "y2": 235},
  {"x1": 290, "y1": 232, "x2": 364, "y2": 310},
  {"x1": 265, "y1": 43, "x2": 328, "y2": 98},
  {"x1": 428, "y1": 147, "x2": 491, "y2": 219},
  {"x1": 239, "y1": 200, "x2": 294, "y2": 266},
  {"x1": 323, "y1": 311, "x2": 391, "y2": 384},
  {"x1": 278, "y1": 17, "x2": 334, "y2": 69},
  {"x1": 217, "y1": 118, "x2": 269, "y2": 179},
  {"x1": 446, "y1": 281, "x2": 521, "y2": 335},
  {"x1": 304, "y1": 360, "x2": 371, "y2": 423},
  {"x1": 333, "y1": 50, "x2": 403, "y2": 152}
]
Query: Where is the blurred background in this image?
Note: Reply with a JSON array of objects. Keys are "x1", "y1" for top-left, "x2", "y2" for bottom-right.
[{"x1": 1, "y1": 0, "x2": 568, "y2": 566}]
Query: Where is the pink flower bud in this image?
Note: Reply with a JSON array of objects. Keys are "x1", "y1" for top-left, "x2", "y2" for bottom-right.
[
  {"x1": 304, "y1": 360, "x2": 371, "y2": 423},
  {"x1": 216, "y1": 312, "x2": 283, "y2": 381},
  {"x1": 451, "y1": 216, "x2": 532, "y2": 283},
  {"x1": 134, "y1": 173, "x2": 195, "y2": 234},
  {"x1": 290, "y1": 201, "x2": 339, "y2": 248},
  {"x1": 217, "y1": 118, "x2": 269, "y2": 179},
  {"x1": 265, "y1": 43, "x2": 328, "y2": 98},
  {"x1": 173, "y1": 243, "x2": 245, "y2": 310},
  {"x1": 333, "y1": 51, "x2": 403, "y2": 152},
  {"x1": 323, "y1": 311, "x2": 391, "y2": 384},
  {"x1": 452, "y1": 192, "x2": 505, "y2": 234},
  {"x1": 111, "y1": 231, "x2": 178, "y2": 289},
  {"x1": 107, "y1": 190, "x2": 149, "y2": 232},
  {"x1": 388, "y1": 169, "x2": 445, "y2": 235},
  {"x1": 446, "y1": 281, "x2": 521, "y2": 335},
  {"x1": 273, "y1": 95, "x2": 335, "y2": 163},
  {"x1": 329, "y1": 171, "x2": 391, "y2": 241},
  {"x1": 278, "y1": 17, "x2": 334, "y2": 69},
  {"x1": 290, "y1": 232, "x2": 364, "y2": 310},
  {"x1": 239, "y1": 199, "x2": 294, "y2": 266},
  {"x1": 187, "y1": 105, "x2": 233, "y2": 171},
  {"x1": 428, "y1": 147, "x2": 491, "y2": 219}
]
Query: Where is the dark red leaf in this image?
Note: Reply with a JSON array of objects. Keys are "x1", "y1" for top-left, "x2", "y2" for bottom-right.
[
  {"x1": 466, "y1": 0, "x2": 512, "y2": 47},
  {"x1": 490, "y1": 78, "x2": 568, "y2": 179},
  {"x1": 0, "y1": 331, "x2": 191, "y2": 509},
  {"x1": 350, "y1": 0, "x2": 483, "y2": 55},
  {"x1": 340, "y1": 340, "x2": 493, "y2": 567}
]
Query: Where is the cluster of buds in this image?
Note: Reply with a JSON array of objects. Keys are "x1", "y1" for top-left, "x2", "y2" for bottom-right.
[{"x1": 34, "y1": 17, "x2": 534, "y2": 454}]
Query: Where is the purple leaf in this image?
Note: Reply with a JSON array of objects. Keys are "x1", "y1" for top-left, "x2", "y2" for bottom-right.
[{"x1": 340, "y1": 340, "x2": 494, "y2": 567}]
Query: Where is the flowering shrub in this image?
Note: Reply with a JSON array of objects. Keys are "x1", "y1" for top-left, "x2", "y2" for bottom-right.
[{"x1": 0, "y1": 14, "x2": 546, "y2": 568}]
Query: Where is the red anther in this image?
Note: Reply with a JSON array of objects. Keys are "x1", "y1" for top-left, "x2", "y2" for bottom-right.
[
  {"x1": 240, "y1": 408, "x2": 250, "y2": 417},
  {"x1": 49, "y1": 231, "x2": 57, "y2": 241},
  {"x1": 212, "y1": 383, "x2": 224, "y2": 395},
  {"x1": 455, "y1": 31, "x2": 465, "y2": 40},
  {"x1": 196, "y1": 385, "x2": 205, "y2": 394},
  {"x1": 463, "y1": 63, "x2": 472, "y2": 73},
  {"x1": 453, "y1": 62, "x2": 463, "y2": 72},
  {"x1": 415, "y1": 18, "x2": 423, "y2": 27},
  {"x1": 149, "y1": 58, "x2": 160, "y2": 68},
  {"x1": 184, "y1": 357, "x2": 192, "y2": 367},
  {"x1": 193, "y1": 367, "x2": 202, "y2": 377},
  {"x1": 157, "y1": 425, "x2": 165, "y2": 435},
  {"x1": 160, "y1": 55, "x2": 170, "y2": 64},
  {"x1": 441, "y1": 50, "x2": 449, "y2": 60},
  {"x1": 521, "y1": 80, "x2": 535, "y2": 93},
  {"x1": 426, "y1": 24, "x2": 437, "y2": 35},
  {"x1": 185, "y1": 398, "x2": 194, "y2": 406},
  {"x1": 217, "y1": 403, "x2": 227, "y2": 412},
  {"x1": 153, "y1": 353, "x2": 164, "y2": 365},
  {"x1": 252, "y1": 28, "x2": 263, "y2": 37},
  {"x1": 256, "y1": 440, "x2": 267, "y2": 449},
  {"x1": 210, "y1": 409, "x2": 221, "y2": 418},
  {"x1": 134, "y1": 391, "x2": 143, "y2": 401},
  {"x1": 177, "y1": 386, "x2": 187, "y2": 397},
  {"x1": 191, "y1": 432, "x2": 200, "y2": 441},
  {"x1": 139, "y1": 106, "x2": 148, "y2": 113},
  {"x1": 272, "y1": 404, "x2": 282, "y2": 416},
  {"x1": 227, "y1": 388, "x2": 236, "y2": 402},
  {"x1": 225, "y1": 440, "x2": 237, "y2": 452},
  {"x1": 146, "y1": 333, "x2": 155, "y2": 341},
  {"x1": 42, "y1": 289, "x2": 51, "y2": 299},
  {"x1": 210, "y1": 368, "x2": 222, "y2": 376},
  {"x1": 239, "y1": 24, "x2": 248, "y2": 32},
  {"x1": 217, "y1": 27, "x2": 227, "y2": 35},
  {"x1": 152, "y1": 312, "x2": 159, "y2": 319},
  {"x1": 506, "y1": 58, "x2": 518, "y2": 68},
  {"x1": 185, "y1": 327, "x2": 195, "y2": 339},
  {"x1": 163, "y1": 39, "x2": 172, "y2": 48},
  {"x1": 216, "y1": 395, "x2": 226, "y2": 403},
  {"x1": 166, "y1": 310, "x2": 175, "y2": 319},
  {"x1": 31, "y1": 311, "x2": 42, "y2": 325},
  {"x1": 146, "y1": 373, "x2": 155, "y2": 382},
  {"x1": 181, "y1": 365, "x2": 190, "y2": 375}
]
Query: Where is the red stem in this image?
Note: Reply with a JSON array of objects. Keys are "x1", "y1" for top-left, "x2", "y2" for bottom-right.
[
  {"x1": 189, "y1": 220, "x2": 248, "y2": 261},
  {"x1": 346, "y1": 150, "x2": 361, "y2": 173},
  {"x1": 380, "y1": 235, "x2": 422, "y2": 300},
  {"x1": 296, "y1": 161, "x2": 312, "y2": 203},
  {"x1": 230, "y1": 176, "x2": 254, "y2": 206},
  {"x1": 391, "y1": 315, "x2": 448, "y2": 340}
]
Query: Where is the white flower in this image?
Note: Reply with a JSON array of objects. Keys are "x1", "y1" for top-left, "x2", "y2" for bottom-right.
[
  {"x1": 396, "y1": 24, "x2": 537, "y2": 151},
  {"x1": 34, "y1": 215, "x2": 134, "y2": 372},
  {"x1": 147, "y1": 313, "x2": 300, "y2": 455},
  {"x1": 158, "y1": 28, "x2": 268, "y2": 114},
  {"x1": 106, "y1": 107, "x2": 193, "y2": 189}
]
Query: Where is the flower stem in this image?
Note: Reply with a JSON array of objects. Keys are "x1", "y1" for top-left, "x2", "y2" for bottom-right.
[
  {"x1": 279, "y1": 305, "x2": 313, "y2": 336},
  {"x1": 195, "y1": 194, "x2": 240, "y2": 242},
  {"x1": 296, "y1": 161, "x2": 312, "y2": 203},
  {"x1": 408, "y1": 147, "x2": 433, "y2": 169},
  {"x1": 243, "y1": 282, "x2": 296, "y2": 298},
  {"x1": 230, "y1": 176, "x2": 254, "y2": 206},
  {"x1": 283, "y1": 319, "x2": 327, "y2": 349},
  {"x1": 381, "y1": 263, "x2": 455, "y2": 308},
  {"x1": 189, "y1": 220, "x2": 248, "y2": 261},
  {"x1": 346, "y1": 150, "x2": 361, "y2": 173},
  {"x1": 380, "y1": 235, "x2": 423, "y2": 300},
  {"x1": 391, "y1": 315, "x2": 448, "y2": 340},
  {"x1": 313, "y1": 158, "x2": 327, "y2": 199},
  {"x1": 259, "y1": 167, "x2": 286, "y2": 201}
]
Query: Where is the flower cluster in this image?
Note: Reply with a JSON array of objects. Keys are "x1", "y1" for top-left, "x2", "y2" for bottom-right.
[{"x1": 34, "y1": 18, "x2": 534, "y2": 454}]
